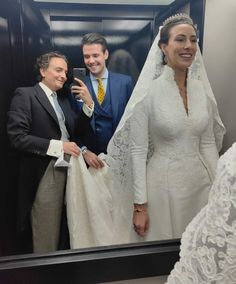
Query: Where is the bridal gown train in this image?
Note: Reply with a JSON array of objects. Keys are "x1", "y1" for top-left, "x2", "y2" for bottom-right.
[{"x1": 66, "y1": 66, "x2": 220, "y2": 248}]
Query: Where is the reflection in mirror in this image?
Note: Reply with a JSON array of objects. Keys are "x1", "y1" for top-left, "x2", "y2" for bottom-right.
[
  {"x1": 1, "y1": 0, "x2": 213, "y2": 259},
  {"x1": 66, "y1": 10, "x2": 224, "y2": 249}
]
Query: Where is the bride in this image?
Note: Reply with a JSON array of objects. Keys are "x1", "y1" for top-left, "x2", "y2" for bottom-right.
[{"x1": 66, "y1": 13, "x2": 225, "y2": 249}]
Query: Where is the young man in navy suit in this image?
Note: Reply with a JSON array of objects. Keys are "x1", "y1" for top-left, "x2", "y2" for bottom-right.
[
  {"x1": 7, "y1": 52, "x2": 94, "y2": 253},
  {"x1": 71, "y1": 33, "x2": 133, "y2": 169}
]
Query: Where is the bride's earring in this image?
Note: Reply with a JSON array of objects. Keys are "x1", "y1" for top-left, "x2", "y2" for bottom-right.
[
  {"x1": 162, "y1": 52, "x2": 167, "y2": 65},
  {"x1": 164, "y1": 53, "x2": 167, "y2": 64}
]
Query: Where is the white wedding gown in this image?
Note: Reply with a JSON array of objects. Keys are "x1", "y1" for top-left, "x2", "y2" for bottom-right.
[
  {"x1": 127, "y1": 65, "x2": 219, "y2": 242},
  {"x1": 166, "y1": 142, "x2": 236, "y2": 284},
  {"x1": 66, "y1": 66, "x2": 220, "y2": 248}
]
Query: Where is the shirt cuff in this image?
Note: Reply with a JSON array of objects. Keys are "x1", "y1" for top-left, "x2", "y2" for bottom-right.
[
  {"x1": 47, "y1": 139, "x2": 63, "y2": 157},
  {"x1": 83, "y1": 102, "x2": 94, "y2": 117}
]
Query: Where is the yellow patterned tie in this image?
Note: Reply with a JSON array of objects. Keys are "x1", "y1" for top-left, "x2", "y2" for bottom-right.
[{"x1": 97, "y1": 78, "x2": 105, "y2": 105}]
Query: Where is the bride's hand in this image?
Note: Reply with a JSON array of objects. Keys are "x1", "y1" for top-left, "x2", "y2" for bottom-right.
[{"x1": 133, "y1": 204, "x2": 149, "y2": 236}]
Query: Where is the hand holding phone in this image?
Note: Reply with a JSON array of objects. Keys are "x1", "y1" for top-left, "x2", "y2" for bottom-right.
[
  {"x1": 72, "y1": 67, "x2": 86, "y2": 101},
  {"x1": 71, "y1": 68, "x2": 93, "y2": 107}
]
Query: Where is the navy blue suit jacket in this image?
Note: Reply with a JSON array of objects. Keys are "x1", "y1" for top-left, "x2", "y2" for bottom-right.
[{"x1": 71, "y1": 71, "x2": 133, "y2": 153}]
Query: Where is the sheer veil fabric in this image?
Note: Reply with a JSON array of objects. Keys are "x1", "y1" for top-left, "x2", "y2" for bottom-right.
[
  {"x1": 66, "y1": 22, "x2": 225, "y2": 248},
  {"x1": 166, "y1": 142, "x2": 236, "y2": 284}
]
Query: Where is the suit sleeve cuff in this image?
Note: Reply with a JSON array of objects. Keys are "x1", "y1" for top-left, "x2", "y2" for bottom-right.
[
  {"x1": 83, "y1": 102, "x2": 94, "y2": 117},
  {"x1": 47, "y1": 139, "x2": 63, "y2": 157}
]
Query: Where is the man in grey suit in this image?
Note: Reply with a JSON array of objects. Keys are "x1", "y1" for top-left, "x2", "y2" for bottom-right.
[
  {"x1": 71, "y1": 33, "x2": 133, "y2": 169},
  {"x1": 7, "y1": 52, "x2": 94, "y2": 253}
]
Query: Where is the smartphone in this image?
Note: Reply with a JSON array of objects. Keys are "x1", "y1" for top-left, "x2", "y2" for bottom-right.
[
  {"x1": 72, "y1": 68, "x2": 86, "y2": 101},
  {"x1": 73, "y1": 67, "x2": 86, "y2": 85}
]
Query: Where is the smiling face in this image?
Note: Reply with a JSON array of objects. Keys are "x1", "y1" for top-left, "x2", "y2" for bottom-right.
[
  {"x1": 82, "y1": 43, "x2": 108, "y2": 78},
  {"x1": 40, "y1": 57, "x2": 68, "y2": 91},
  {"x1": 160, "y1": 24, "x2": 197, "y2": 72}
]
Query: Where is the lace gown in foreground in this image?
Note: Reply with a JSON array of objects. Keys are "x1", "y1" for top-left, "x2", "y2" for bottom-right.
[{"x1": 166, "y1": 142, "x2": 236, "y2": 284}]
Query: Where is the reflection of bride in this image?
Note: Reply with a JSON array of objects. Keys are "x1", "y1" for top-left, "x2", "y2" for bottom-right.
[
  {"x1": 66, "y1": 14, "x2": 225, "y2": 249},
  {"x1": 166, "y1": 142, "x2": 236, "y2": 284}
]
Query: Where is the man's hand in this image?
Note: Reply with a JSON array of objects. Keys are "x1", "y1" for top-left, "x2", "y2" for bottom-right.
[
  {"x1": 71, "y1": 78, "x2": 94, "y2": 108},
  {"x1": 83, "y1": 150, "x2": 104, "y2": 169},
  {"x1": 63, "y1": 142, "x2": 80, "y2": 157}
]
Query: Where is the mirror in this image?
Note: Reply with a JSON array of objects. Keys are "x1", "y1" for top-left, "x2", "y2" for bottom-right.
[{"x1": 1, "y1": 0, "x2": 220, "y2": 259}]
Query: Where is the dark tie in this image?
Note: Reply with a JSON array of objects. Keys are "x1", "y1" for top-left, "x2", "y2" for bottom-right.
[
  {"x1": 97, "y1": 78, "x2": 105, "y2": 105},
  {"x1": 51, "y1": 92, "x2": 69, "y2": 141}
]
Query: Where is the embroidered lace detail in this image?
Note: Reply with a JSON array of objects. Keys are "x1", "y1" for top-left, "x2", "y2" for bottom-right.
[
  {"x1": 106, "y1": 28, "x2": 164, "y2": 188},
  {"x1": 167, "y1": 143, "x2": 236, "y2": 283}
]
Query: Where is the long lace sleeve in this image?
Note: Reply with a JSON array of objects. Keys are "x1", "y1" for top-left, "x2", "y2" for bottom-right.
[{"x1": 130, "y1": 101, "x2": 149, "y2": 204}]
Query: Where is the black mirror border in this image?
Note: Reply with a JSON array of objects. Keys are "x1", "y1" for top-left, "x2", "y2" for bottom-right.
[{"x1": 0, "y1": 239, "x2": 180, "y2": 283}]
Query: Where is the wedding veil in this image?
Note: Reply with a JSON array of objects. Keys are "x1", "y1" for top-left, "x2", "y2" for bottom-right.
[{"x1": 106, "y1": 13, "x2": 225, "y2": 193}]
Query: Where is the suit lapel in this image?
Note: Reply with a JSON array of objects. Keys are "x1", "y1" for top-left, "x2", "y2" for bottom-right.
[
  {"x1": 109, "y1": 73, "x2": 120, "y2": 127},
  {"x1": 34, "y1": 84, "x2": 59, "y2": 125}
]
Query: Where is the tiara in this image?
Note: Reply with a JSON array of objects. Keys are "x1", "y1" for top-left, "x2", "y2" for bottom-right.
[{"x1": 163, "y1": 13, "x2": 193, "y2": 27}]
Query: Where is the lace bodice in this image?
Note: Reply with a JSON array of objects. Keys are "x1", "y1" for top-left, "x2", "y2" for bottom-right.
[
  {"x1": 129, "y1": 65, "x2": 218, "y2": 204},
  {"x1": 146, "y1": 66, "x2": 210, "y2": 154}
]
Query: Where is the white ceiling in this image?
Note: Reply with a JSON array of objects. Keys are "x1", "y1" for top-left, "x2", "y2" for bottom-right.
[{"x1": 33, "y1": 0, "x2": 174, "y2": 5}]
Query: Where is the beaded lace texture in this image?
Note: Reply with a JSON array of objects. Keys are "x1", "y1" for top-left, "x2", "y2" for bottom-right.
[{"x1": 167, "y1": 142, "x2": 236, "y2": 284}]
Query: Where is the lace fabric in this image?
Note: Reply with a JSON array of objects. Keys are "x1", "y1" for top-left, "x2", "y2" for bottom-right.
[{"x1": 166, "y1": 142, "x2": 236, "y2": 283}]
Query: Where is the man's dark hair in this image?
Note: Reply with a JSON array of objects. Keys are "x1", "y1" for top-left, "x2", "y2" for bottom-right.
[
  {"x1": 35, "y1": 51, "x2": 68, "y2": 81},
  {"x1": 81, "y1": 33, "x2": 108, "y2": 53}
]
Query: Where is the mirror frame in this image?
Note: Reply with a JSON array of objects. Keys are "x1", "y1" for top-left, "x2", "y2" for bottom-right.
[
  {"x1": 0, "y1": 239, "x2": 180, "y2": 283},
  {"x1": 0, "y1": 1, "x2": 205, "y2": 282}
]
